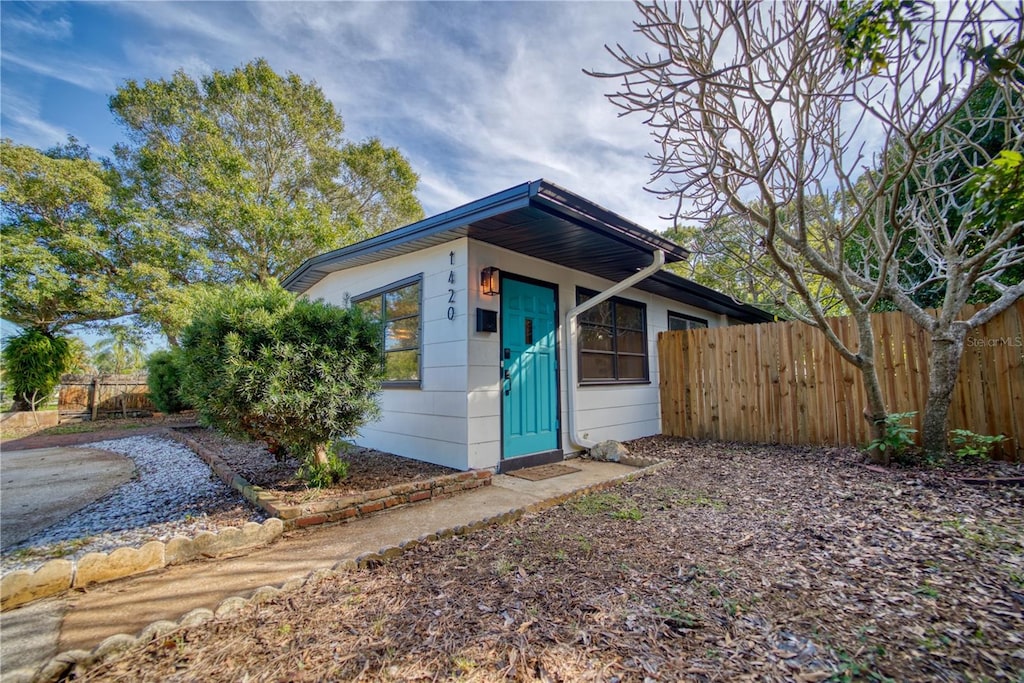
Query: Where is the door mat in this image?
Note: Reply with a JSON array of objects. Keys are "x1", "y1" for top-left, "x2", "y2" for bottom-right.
[{"x1": 506, "y1": 463, "x2": 581, "y2": 481}]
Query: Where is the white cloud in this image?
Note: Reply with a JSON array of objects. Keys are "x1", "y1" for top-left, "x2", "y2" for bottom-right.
[
  {"x1": 0, "y1": 52, "x2": 119, "y2": 94},
  {"x1": 3, "y1": 15, "x2": 72, "y2": 41},
  {"x1": 0, "y1": 90, "x2": 70, "y2": 149},
  {"x1": 413, "y1": 163, "x2": 478, "y2": 215},
  {"x1": 1, "y1": 0, "x2": 680, "y2": 231},
  {"x1": 359, "y1": 1, "x2": 672, "y2": 228},
  {"x1": 111, "y1": 2, "x2": 253, "y2": 50},
  {"x1": 249, "y1": 2, "x2": 418, "y2": 63}
]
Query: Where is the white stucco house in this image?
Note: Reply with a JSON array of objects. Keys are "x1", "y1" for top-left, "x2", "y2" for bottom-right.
[{"x1": 283, "y1": 180, "x2": 771, "y2": 473}]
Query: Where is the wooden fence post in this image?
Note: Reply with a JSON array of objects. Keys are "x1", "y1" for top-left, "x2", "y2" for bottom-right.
[{"x1": 90, "y1": 376, "x2": 100, "y2": 422}]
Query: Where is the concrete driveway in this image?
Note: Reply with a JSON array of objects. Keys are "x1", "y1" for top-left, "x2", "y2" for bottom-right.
[{"x1": 0, "y1": 447, "x2": 136, "y2": 550}]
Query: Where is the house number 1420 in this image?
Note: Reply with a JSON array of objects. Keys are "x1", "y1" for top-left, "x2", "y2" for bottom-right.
[{"x1": 447, "y1": 251, "x2": 456, "y2": 321}]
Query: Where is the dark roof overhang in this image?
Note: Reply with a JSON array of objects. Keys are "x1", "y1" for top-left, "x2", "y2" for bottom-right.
[{"x1": 282, "y1": 179, "x2": 772, "y2": 324}]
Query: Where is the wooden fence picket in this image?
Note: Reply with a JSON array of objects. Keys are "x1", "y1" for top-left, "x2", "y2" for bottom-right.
[
  {"x1": 58, "y1": 374, "x2": 155, "y2": 422},
  {"x1": 658, "y1": 299, "x2": 1024, "y2": 460}
]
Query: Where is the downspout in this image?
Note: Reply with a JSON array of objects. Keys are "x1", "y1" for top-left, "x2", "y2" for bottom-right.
[{"x1": 565, "y1": 250, "x2": 666, "y2": 452}]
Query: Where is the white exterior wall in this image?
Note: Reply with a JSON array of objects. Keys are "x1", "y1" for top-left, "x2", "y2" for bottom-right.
[
  {"x1": 303, "y1": 239, "x2": 471, "y2": 470},
  {"x1": 468, "y1": 240, "x2": 731, "y2": 466},
  {"x1": 303, "y1": 236, "x2": 733, "y2": 472}
]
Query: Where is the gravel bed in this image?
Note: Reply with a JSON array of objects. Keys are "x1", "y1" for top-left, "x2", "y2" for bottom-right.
[{"x1": 1, "y1": 435, "x2": 266, "y2": 575}]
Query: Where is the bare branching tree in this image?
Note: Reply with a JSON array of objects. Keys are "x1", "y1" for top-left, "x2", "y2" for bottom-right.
[{"x1": 591, "y1": 0, "x2": 1023, "y2": 460}]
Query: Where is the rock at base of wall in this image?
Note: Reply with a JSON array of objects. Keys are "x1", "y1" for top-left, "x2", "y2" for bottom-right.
[{"x1": 590, "y1": 440, "x2": 629, "y2": 463}]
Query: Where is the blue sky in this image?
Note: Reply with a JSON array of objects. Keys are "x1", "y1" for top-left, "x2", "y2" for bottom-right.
[{"x1": 1, "y1": 0, "x2": 675, "y2": 230}]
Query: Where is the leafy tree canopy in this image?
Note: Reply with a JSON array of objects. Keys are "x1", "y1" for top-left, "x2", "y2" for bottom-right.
[
  {"x1": 1, "y1": 137, "x2": 201, "y2": 343},
  {"x1": 146, "y1": 348, "x2": 191, "y2": 414},
  {"x1": 666, "y1": 207, "x2": 848, "y2": 321},
  {"x1": 92, "y1": 323, "x2": 147, "y2": 374},
  {"x1": 110, "y1": 58, "x2": 425, "y2": 285},
  {"x1": 1, "y1": 138, "x2": 127, "y2": 333}
]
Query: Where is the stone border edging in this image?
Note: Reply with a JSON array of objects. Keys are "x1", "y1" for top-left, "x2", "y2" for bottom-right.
[
  {"x1": 13, "y1": 457, "x2": 669, "y2": 683},
  {"x1": 955, "y1": 476, "x2": 1023, "y2": 487},
  {"x1": 165, "y1": 429, "x2": 493, "y2": 529},
  {"x1": 1, "y1": 428, "x2": 492, "y2": 613},
  {"x1": 0, "y1": 519, "x2": 285, "y2": 612}
]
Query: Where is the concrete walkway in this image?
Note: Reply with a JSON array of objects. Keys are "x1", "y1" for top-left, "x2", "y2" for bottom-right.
[{"x1": 0, "y1": 459, "x2": 643, "y2": 682}]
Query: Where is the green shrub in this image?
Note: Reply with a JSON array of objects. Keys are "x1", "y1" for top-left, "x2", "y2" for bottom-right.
[
  {"x1": 866, "y1": 411, "x2": 918, "y2": 462},
  {"x1": 949, "y1": 429, "x2": 1006, "y2": 462},
  {"x1": 146, "y1": 348, "x2": 191, "y2": 413},
  {"x1": 1, "y1": 329, "x2": 71, "y2": 411},
  {"x1": 298, "y1": 451, "x2": 350, "y2": 488},
  {"x1": 178, "y1": 281, "x2": 383, "y2": 483}
]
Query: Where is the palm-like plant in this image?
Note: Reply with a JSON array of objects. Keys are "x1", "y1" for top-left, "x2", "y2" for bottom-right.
[{"x1": 92, "y1": 325, "x2": 146, "y2": 374}]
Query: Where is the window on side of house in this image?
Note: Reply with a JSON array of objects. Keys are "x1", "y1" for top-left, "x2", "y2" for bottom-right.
[
  {"x1": 576, "y1": 288, "x2": 649, "y2": 384},
  {"x1": 668, "y1": 311, "x2": 709, "y2": 331},
  {"x1": 353, "y1": 274, "x2": 422, "y2": 386}
]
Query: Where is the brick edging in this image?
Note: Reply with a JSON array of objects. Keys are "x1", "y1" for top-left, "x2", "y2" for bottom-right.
[
  {"x1": 12, "y1": 457, "x2": 668, "y2": 683},
  {"x1": 165, "y1": 428, "x2": 493, "y2": 530}
]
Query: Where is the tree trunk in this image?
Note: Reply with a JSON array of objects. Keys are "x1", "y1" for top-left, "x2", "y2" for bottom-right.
[
  {"x1": 312, "y1": 443, "x2": 330, "y2": 467},
  {"x1": 921, "y1": 329, "x2": 967, "y2": 458},
  {"x1": 853, "y1": 313, "x2": 890, "y2": 465},
  {"x1": 9, "y1": 396, "x2": 32, "y2": 412}
]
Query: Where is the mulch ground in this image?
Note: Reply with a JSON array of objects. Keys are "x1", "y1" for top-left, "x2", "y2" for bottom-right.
[
  {"x1": 76, "y1": 437, "x2": 1023, "y2": 682},
  {"x1": 179, "y1": 427, "x2": 458, "y2": 505}
]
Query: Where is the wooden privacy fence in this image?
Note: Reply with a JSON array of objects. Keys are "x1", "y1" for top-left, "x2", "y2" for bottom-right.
[
  {"x1": 658, "y1": 299, "x2": 1024, "y2": 460},
  {"x1": 58, "y1": 374, "x2": 156, "y2": 421}
]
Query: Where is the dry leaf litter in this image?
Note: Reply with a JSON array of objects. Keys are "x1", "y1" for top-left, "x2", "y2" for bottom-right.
[{"x1": 74, "y1": 437, "x2": 1022, "y2": 682}]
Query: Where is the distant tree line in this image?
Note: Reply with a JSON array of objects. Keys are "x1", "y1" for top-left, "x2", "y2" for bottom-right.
[{"x1": 2, "y1": 58, "x2": 422, "y2": 346}]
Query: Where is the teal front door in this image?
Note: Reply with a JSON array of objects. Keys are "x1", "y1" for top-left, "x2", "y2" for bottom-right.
[{"x1": 501, "y1": 277, "x2": 559, "y2": 459}]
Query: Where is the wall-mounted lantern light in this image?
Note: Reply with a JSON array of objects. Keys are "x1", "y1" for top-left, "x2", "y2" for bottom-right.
[{"x1": 481, "y1": 267, "x2": 500, "y2": 296}]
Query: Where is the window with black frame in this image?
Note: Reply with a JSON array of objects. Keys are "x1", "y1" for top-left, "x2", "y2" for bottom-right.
[
  {"x1": 668, "y1": 311, "x2": 708, "y2": 331},
  {"x1": 353, "y1": 275, "x2": 422, "y2": 386},
  {"x1": 576, "y1": 288, "x2": 649, "y2": 383}
]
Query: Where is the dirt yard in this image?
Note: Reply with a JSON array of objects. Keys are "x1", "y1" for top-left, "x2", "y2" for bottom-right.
[
  {"x1": 0, "y1": 413, "x2": 198, "y2": 448},
  {"x1": 75, "y1": 438, "x2": 1022, "y2": 682}
]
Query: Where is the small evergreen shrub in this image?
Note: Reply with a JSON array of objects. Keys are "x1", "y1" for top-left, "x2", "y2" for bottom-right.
[
  {"x1": 1, "y1": 329, "x2": 71, "y2": 411},
  {"x1": 178, "y1": 281, "x2": 383, "y2": 485},
  {"x1": 146, "y1": 348, "x2": 191, "y2": 413}
]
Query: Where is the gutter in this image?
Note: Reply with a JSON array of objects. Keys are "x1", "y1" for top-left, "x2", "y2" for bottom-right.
[{"x1": 564, "y1": 249, "x2": 666, "y2": 452}]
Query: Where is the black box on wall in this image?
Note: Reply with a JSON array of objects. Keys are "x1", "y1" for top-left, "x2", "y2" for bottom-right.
[{"x1": 476, "y1": 308, "x2": 498, "y2": 333}]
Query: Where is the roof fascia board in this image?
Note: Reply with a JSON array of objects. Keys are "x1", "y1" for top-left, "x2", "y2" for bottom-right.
[
  {"x1": 531, "y1": 180, "x2": 689, "y2": 262},
  {"x1": 282, "y1": 182, "x2": 534, "y2": 291},
  {"x1": 647, "y1": 271, "x2": 774, "y2": 322}
]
